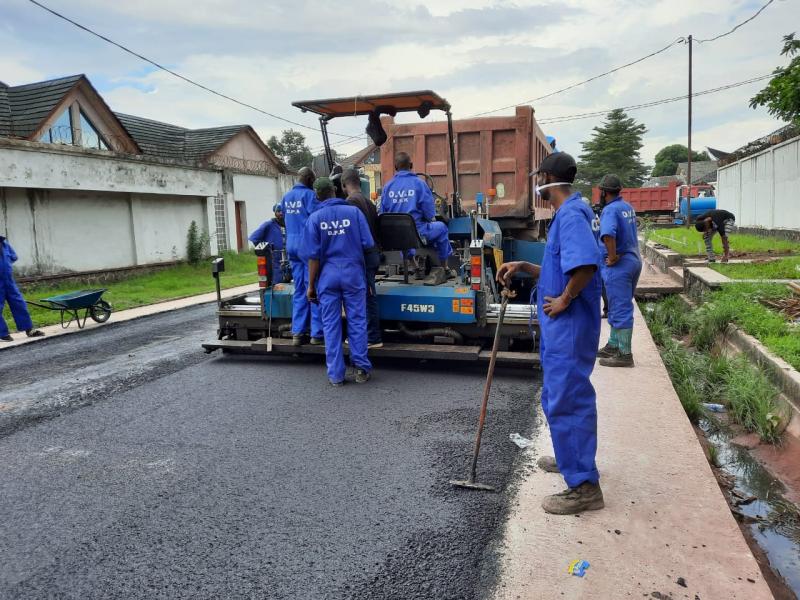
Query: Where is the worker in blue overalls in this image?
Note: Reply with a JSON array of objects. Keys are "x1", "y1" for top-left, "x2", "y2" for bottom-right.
[
  {"x1": 497, "y1": 152, "x2": 604, "y2": 515},
  {"x1": 596, "y1": 174, "x2": 642, "y2": 368},
  {"x1": 281, "y1": 167, "x2": 323, "y2": 346},
  {"x1": 380, "y1": 152, "x2": 452, "y2": 284},
  {"x1": 248, "y1": 203, "x2": 286, "y2": 283},
  {"x1": 1, "y1": 235, "x2": 44, "y2": 342},
  {"x1": 303, "y1": 178, "x2": 375, "y2": 387}
]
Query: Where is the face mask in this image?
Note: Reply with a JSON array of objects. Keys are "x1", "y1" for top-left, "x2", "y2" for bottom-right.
[{"x1": 535, "y1": 181, "x2": 569, "y2": 197}]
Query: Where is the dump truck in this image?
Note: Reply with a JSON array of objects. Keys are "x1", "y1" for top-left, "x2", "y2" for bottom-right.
[
  {"x1": 202, "y1": 91, "x2": 551, "y2": 367},
  {"x1": 590, "y1": 181, "x2": 716, "y2": 226}
]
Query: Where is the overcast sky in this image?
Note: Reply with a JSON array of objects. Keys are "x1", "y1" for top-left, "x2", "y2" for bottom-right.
[{"x1": 1, "y1": 0, "x2": 795, "y2": 165}]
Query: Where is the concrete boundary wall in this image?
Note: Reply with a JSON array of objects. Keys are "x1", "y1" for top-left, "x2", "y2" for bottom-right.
[
  {"x1": 717, "y1": 134, "x2": 800, "y2": 231},
  {"x1": 0, "y1": 187, "x2": 211, "y2": 276},
  {"x1": 0, "y1": 140, "x2": 291, "y2": 275}
]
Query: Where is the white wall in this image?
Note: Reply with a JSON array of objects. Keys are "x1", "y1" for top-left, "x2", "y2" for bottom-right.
[
  {"x1": 232, "y1": 173, "x2": 281, "y2": 241},
  {"x1": 1, "y1": 187, "x2": 208, "y2": 276},
  {"x1": 717, "y1": 135, "x2": 800, "y2": 231},
  {"x1": 0, "y1": 141, "x2": 222, "y2": 197},
  {"x1": 130, "y1": 194, "x2": 209, "y2": 264}
]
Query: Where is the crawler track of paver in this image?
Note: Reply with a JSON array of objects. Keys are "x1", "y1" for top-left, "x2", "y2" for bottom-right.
[{"x1": 0, "y1": 305, "x2": 539, "y2": 599}]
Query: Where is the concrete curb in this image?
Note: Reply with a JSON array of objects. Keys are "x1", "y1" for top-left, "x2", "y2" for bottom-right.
[
  {"x1": 0, "y1": 283, "x2": 259, "y2": 352},
  {"x1": 643, "y1": 240, "x2": 685, "y2": 273}
]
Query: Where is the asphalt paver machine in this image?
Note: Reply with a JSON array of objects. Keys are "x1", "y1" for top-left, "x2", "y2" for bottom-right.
[{"x1": 202, "y1": 91, "x2": 540, "y2": 367}]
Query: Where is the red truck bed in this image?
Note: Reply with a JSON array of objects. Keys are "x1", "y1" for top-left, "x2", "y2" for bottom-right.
[{"x1": 379, "y1": 106, "x2": 552, "y2": 223}]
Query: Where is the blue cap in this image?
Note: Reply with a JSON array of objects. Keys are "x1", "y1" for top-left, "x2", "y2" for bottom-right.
[{"x1": 273, "y1": 203, "x2": 283, "y2": 214}]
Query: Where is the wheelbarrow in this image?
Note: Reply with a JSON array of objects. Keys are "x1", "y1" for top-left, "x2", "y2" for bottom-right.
[{"x1": 27, "y1": 289, "x2": 113, "y2": 329}]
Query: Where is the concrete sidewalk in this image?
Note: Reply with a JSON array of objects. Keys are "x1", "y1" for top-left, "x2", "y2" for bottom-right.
[
  {"x1": 0, "y1": 284, "x2": 258, "y2": 351},
  {"x1": 493, "y1": 304, "x2": 773, "y2": 599}
]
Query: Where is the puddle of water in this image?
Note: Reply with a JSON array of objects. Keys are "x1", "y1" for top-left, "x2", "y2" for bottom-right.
[{"x1": 702, "y1": 419, "x2": 800, "y2": 595}]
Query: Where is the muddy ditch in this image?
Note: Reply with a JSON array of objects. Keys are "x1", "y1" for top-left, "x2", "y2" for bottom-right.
[{"x1": 696, "y1": 416, "x2": 800, "y2": 599}]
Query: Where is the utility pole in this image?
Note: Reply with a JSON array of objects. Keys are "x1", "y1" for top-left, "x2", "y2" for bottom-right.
[{"x1": 686, "y1": 34, "x2": 693, "y2": 228}]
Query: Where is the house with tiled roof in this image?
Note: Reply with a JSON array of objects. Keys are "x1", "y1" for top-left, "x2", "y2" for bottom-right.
[
  {"x1": 0, "y1": 74, "x2": 293, "y2": 277},
  {"x1": 676, "y1": 160, "x2": 718, "y2": 185}
]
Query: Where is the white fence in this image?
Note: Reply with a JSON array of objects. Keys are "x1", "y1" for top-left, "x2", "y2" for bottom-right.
[{"x1": 717, "y1": 135, "x2": 800, "y2": 231}]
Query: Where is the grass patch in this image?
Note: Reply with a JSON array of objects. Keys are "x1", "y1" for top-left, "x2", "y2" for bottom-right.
[
  {"x1": 643, "y1": 296, "x2": 788, "y2": 443},
  {"x1": 710, "y1": 256, "x2": 800, "y2": 280},
  {"x1": 650, "y1": 227, "x2": 800, "y2": 257},
  {"x1": 706, "y1": 284, "x2": 800, "y2": 371},
  {"x1": 4, "y1": 251, "x2": 257, "y2": 329},
  {"x1": 726, "y1": 358, "x2": 786, "y2": 444}
]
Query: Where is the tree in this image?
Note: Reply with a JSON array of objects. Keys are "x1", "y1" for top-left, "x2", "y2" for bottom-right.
[
  {"x1": 576, "y1": 109, "x2": 649, "y2": 194},
  {"x1": 750, "y1": 33, "x2": 800, "y2": 126},
  {"x1": 651, "y1": 144, "x2": 710, "y2": 177},
  {"x1": 267, "y1": 129, "x2": 314, "y2": 171}
]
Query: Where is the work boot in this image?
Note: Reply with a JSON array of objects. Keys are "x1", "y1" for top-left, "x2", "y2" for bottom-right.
[
  {"x1": 423, "y1": 266, "x2": 447, "y2": 286},
  {"x1": 599, "y1": 351, "x2": 634, "y2": 368},
  {"x1": 25, "y1": 329, "x2": 44, "y2": 338},
  {"x1": 292, "y1": 334, "x2": 305, "y2": 347},
  {"x1": 542, "y1": 482, "x2": 605, "y2": 515},
  {"x1": 596, "y1": 343, "x2": 618, "y2": 359},
  {"x1": 536, "y1": 455, "x2": 560, "y2": 473},
  {"x1": 355, "y1": 368, "x2": 371, "y2": 384},
  {"x1": 310, "y1": 337, "x2": 324, "y2": 346},
  {"x1": 329, "y1": 380, "x2": 344, "y2": 388},
  {"x1": 1, "y1": 335, "x2": 13, "y2": 342}
]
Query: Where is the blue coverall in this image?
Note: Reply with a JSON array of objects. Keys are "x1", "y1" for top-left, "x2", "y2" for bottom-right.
[
  {"x1": 599, "y1": 197, "x2": 642, "y2": 332},
  {"x1": 380, "y1": 171, "x2": 451, "y2": 263},
  {"x1": 0, "y1": 238, "x2": 34, "y2": 338},
  {"x1": 538, "y1": 193, "x2": 602, "y2": 489},
  {"x1": 281, "y1": 183, "x2": 323, "y2": 338},
  {"x1": 248, "y1": 219, "x2": 284, "y2": 282},
  {"x1": 301, "y1": 199, "x2": 375, "y2": 384}
]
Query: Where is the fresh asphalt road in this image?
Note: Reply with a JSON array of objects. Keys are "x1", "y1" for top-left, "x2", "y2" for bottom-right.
[{"x1": 0, "y1": 304, "x2": 540, "y2": 599}]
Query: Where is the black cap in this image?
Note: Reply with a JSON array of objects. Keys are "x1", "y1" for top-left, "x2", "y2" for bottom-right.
[
  {"x1": 530, "y1": 152, "x2": 577, "y2": 183},
  {"x1": 599, "y1": 174, "x2": 623, "y2": 192}
]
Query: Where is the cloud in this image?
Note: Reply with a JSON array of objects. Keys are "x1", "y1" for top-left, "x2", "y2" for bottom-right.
[{"x1": 1, "y1": 0, "x2": 793, "y2": 165}]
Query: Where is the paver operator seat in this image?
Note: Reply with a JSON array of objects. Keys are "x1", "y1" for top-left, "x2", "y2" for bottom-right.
[{"x1": 378, "y1": 213, "x2": 443, "y2": 285}]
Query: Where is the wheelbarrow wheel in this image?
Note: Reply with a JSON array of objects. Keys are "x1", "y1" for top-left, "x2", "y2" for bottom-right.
[{"x1": 90, "y1": 300, "x2": 112, "y2": 323}]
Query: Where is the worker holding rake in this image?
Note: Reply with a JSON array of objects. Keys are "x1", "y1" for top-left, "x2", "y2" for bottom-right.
[{"x1": 497, "y1": 152, "x2": 604, "y2": 515}]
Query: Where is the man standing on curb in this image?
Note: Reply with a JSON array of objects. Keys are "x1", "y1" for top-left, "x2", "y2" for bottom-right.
[
  {"x1": 281, "y1": 167, "x2": 324, "y2": 346},
  {"x1": 341, "y1": 168, "x2": 383, "y2": 349},
  {"x1": 497, "y1": 152, "x2": 604, "y2": 515},
  {"x1": 596, "y1": 175, "x2": 642, "y2": 368},
  {"x1": 303, "y1": 178, "x2": 374, "y2": 386},
  {"x1": 1, "y1": 235, "x2": 44, "y2": 342}
]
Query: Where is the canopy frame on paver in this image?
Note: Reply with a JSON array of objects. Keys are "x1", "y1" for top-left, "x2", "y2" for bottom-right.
[{"x1": 292, "y1": 90, "x2": 461, "y2": 216}]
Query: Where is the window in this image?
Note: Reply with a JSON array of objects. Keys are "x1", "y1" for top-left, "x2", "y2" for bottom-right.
[
  {"x1": 38, "y1": 109, "x2": 72, "y2": 144},
  {"x1": 78, "y1": 110, "x2": 108, "y2": 150},
  {"x1": 37, "y1": 103, "x2": 109, "y2": 150}
]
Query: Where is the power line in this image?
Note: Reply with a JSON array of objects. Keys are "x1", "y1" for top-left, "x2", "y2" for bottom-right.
[
  {"x1": 536, "y1": 74, "x2": 772, "y2": 124},
  {"x1": 471, "y1": 0, "x2": 780, "y2": 118},
  {"x1": 26, "y1": 0, "x2": 352, "y2": 138},
  {"x1": 313, "y1": 73, "x2": 773, "y2": 160},
  {"x1": 695, "y1": 0, "x2": 776, "y2": 43},
  {"x1": 470, "y1": 38, "x2": 685, "y2": 117}
]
